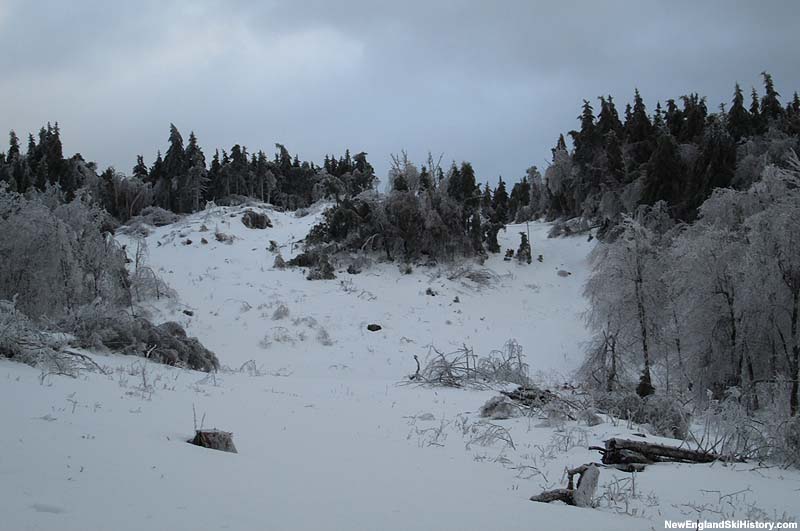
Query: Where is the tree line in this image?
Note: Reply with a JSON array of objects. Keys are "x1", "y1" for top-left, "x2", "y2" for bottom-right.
[{"x1": 0, "y1": 123, "x2": 377, "y2": 222}]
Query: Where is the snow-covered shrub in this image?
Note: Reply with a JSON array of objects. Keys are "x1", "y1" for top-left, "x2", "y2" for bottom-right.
[
  {"x1": 477, "y1": 339, "x2": 530, "y2": 387},
  {"x1": 127, "y1": 238, "x2": 175, "y2": 302},
  {"x1": 287, "y1": 250, "x2": 322, "y2": 268},
  {"x1": 271, "y1": 304, "x2": 290, "y2": 320},
  {"x1": 0, "y1": 188, "x2": 130, "y2": 320},
  {"x1": 595, "y1": 390, "x2": 643, "y2": 418},
  {"x1": 638, "y1": 395, "x2": 689, "y2": 439},
  {"x1": 547, "y1": 217, "x2": 590, "y2": 238},
  {"x1": 214, "y1": 228, "x2": 234, "y2": 244},
  {"x1": 0, "y1": 299, "x2": 59, "y2": 365},
  {"x1": 412, "y1": 340, "x2": 531, "y2": 389},
  {"x1": 595, "y1": 391, "x2": 688, "y2": 439},
  {"x1": 316, "y1": 327, "x2": 334, "y2": 346},
  {"x1": 306, "y1": 255, "x2": 336, "y2": 280},
  {"x1": 783, "y1": 416, "x2": 800, "y2": 466},
  {"x1": 479, "y1": 396, "x2": 520, "y2": 420},
  {"x1": 0, "y1": 298, "x2": 104, "y2": 377},
  {"x1": 693, "y1": 397, "x2": 770, "y2": 460},
  {"x1": 577, "y1": 407, "x2": 603, "y2": 426},
  {"x1": 241, "y1": 210, "x2": 272, "y2": 229},
  {"x1": 68, "y1": 308, "x2": 218, "y2": 372}
]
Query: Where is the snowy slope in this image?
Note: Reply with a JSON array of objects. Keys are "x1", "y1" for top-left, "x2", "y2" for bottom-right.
[
  {"x1": 1, "y1": 203, "x2": 798, "y2": 531},
  {"x1": 133, "y1": 202, "x2": 594, "y2": 381}
]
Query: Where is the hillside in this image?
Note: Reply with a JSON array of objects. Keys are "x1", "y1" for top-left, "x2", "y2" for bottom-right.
[{"x1": 0, "y1": 204, "x2": 797, "y2": 531}]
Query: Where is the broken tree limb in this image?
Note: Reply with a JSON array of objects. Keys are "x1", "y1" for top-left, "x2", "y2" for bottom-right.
[
  {"x1": 530, "y1": 463, "x2": 599, "y2": 507},
  {"x1": 596, "y1": 438, "x2": 727, "y2": 465}
]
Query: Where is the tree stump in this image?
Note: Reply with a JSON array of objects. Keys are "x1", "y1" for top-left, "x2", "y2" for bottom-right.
[
  {"x1": 572, "y1": 464, "x2": 599, "y2": 507},
  {"x1": 190, "y1": 429, "x2": 238, "y2": 453},
  {"x1": 530, "y1": 464, "x2": 599, "y2": 507}
]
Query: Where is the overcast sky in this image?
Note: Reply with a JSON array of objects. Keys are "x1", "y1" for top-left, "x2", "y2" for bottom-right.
[{"x1": 1, "y1": 0, "x2": 799, "y2": 184}]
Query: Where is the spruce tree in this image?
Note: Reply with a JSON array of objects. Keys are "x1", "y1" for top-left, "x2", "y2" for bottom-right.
[
  {"x1": 492, "y1": 177, "x2": 509, "y2": 223},
  {"x1": 760, "y1": 71, "x2": 783, "y2": 122},
  {"x1": 570, "y1": 100, "x2": 598, "y2": 168},
  {"x1": 597, "y1": 95, "x2": 623, "y2": 138},
  {"x1": 727, "y1": 83, "x2": 751, "y2": 141},
  {"x1": 664, "y1": 99, "x2": 684, "y2": 138},
  {"x1": 604, "y1": 130, "x2": 625, "y2": 185},
  {"x1": 392, "y1": 173, "x2": 409, "y2": 192},
  {"x1": 626, "y1": 89, "x2": 653, "y2": 143},
  {"x1": 484, "y1": 223, "x2": 502, "y2": 253},
  {"x1": 418, "y1": 165, "x2": 431, "y2": 192},
  {"x1": 749, "y1": 87, "x2": 764, "y2": 135},
  {"x1": 132, "y1": 155, "x2": 149, "y2": 180},
  {"x1": 653, "y1": 101, "x2": 665, "y2": 132},
  {"x1": 469, "y1": 211, "x2": 483, "y2": 254},
  {"x1": 641, "y1": 134, "x2": 684, "y2": 208},
  {"x1": 680, "y1": 93, "x2": 708, "y2": 142},
  {"x1": 7, "y1": 131, "x2": 20, "y2": 160},
  {"x1": 516, "y1": 232, "x2": 531, "y2": 264},
  {"x1": 551, "y1": 134, "x2": 567, "y2": 161},
  {"x1": 183, "y1": 131, "x2": 207, "y2": 212},
  {"x1": 481, "y1": 183, "x2": 492, "y2": 214}
]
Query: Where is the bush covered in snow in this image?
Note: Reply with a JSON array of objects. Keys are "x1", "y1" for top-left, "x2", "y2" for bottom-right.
[
  {"x1": 68, "y1": 308, "x2": 218, "y2": 372},
  {"x1": 0, "y1": 186, "x2": 217, "y2": 372},
  {"x1": 595, "y1": 391, "x2": 689, "y2": 439}
]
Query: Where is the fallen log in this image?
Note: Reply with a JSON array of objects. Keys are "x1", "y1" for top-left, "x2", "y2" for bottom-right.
[
  {"x1": 530, "y1": 464, "x2": 599, "y2": 507},
  {"x1": 595, "y1": 438, "x2": 723, "y2": 465}
]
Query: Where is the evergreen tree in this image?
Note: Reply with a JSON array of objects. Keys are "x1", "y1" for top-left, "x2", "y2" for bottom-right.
[
  {"x1": 653, "y1": 101, "x2": 665, "y2": 132},
  {"x1": 162, "y1": 124, "x2": 186, "y2": 210},
  {"x1": 392, "y1": 173, "x2": 409, "y2": 192},
  {"x1": 509, "y1": 177, "x2": 531, "y2": 221},
  {"x1": 418, "y1": 165, "x2": 431, "y2": 192},
  {"x1": 484, "y1": 223, "x2": 502, "y2": 254},
  {"x1": 551, "y1": 134, "x2": 567, "y2": 160},
  {"x1": 664, "y1": 99, "x2": 684, "y2": 138},
  {"x1": 760, "y1": 71, "x2": 783, "y2": 122},
  {"x1": 163, "y1": 124, "x2": 185, "y2": 178},
  {"x1": 604, "y1": 130, "x2": 625, "y2": 185},
  {"x1": 641, "y1": 134, "x2": 685, "y2": 208},
  {"x1": 626, "y1": 89, "x2": 653, "y2": 143},
  {"x1": 492, "y1": 177, "x2": 509, "y2": 223},
  {"x1": 570, "y1": 100, "x2": 598, "y2": 168},
  {"x1": 182, "y1": 131, "x2": 207, "y2": 212},
  {"x1": 516, "y1": 232, "x2": 532, "y2": 264},
  {"x1": 7, "y1": 131, "x2": 20, "y2": 161},
  {"x1": 132, "y1": 155, "x2": 149, "y2": 180},
  {"x1": 749, "y1": 87, "x2": 764, "y2": 135},
  {"x1": 597, "y1": 95, "x2": 623, "y2": 138},
  {"x1": 692, "y1": 118, "x2": 736, "y2": 212},
  {"x1": 469, "y1": 211, "x2": 483, "y2": 254},
  {"x1": 727, "y1": 83, "x2": 751, "y2": 141},
  {"x1": 786, "y1": 92, "x2": 800, "y2": 136},
  {"x1": 34, "y1": 159, "x2": 48, "y2": 191},
  {"x1": 481, "y1": 182, "x2": 492, "y2": 213},
  {"x1": 680, "y1": 93, "x2": 708, "y2": 142}
]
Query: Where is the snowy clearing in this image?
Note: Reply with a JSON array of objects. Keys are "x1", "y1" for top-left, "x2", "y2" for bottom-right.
[{"x1": 1, "y1": 204, "x2": 798, "y2": 531}]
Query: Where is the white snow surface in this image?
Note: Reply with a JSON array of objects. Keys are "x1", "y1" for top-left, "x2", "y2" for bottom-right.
[{"x1": 1, "y1": 203, "x2": 798, "y2": 531}]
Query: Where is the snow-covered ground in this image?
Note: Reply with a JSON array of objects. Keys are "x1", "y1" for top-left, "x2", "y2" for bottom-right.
[{"x1": 1, "y1": 203, "x2": 798, "y2": 531}]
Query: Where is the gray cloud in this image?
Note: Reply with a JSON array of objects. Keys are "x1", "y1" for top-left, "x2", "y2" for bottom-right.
[{"x1": 1, "y1": 0, "x2": 799, "y2": 183}]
